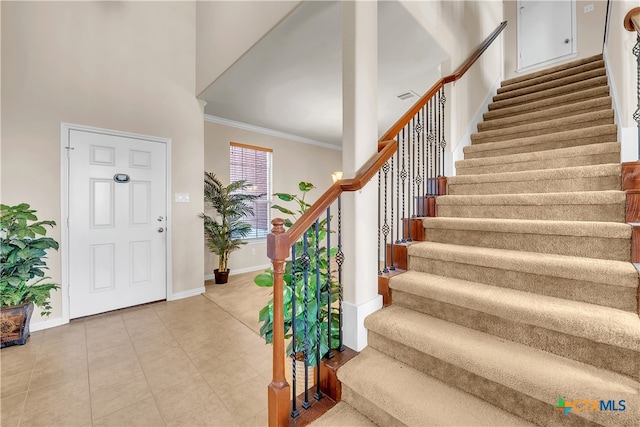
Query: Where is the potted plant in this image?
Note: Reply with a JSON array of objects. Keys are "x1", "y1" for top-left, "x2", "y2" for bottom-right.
[
  {"x1": 0, "y1": 203, "x2": 59, "y2": 348},
  {"x1": 200, "y1": 172, "x2": 264, "y2": 284},
  {"x1": 255, "y1": 182, "x2": 340, "y2": 368}
]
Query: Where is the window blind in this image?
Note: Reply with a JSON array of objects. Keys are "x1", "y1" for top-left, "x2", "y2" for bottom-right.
[{"x1": 229, "y1": 142, "x2": 272, "y2": 239}]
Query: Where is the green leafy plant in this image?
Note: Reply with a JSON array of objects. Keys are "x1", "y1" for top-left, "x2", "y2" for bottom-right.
[
  {"x1": 200, "y1": 172, "x2": 264, "y2": 273},
  {"x1": 255, "y1": 182, "x2": 340, "y2": 367},
  {"x1": 0, "y1": 203, "x2": 59, "y2": 316}
]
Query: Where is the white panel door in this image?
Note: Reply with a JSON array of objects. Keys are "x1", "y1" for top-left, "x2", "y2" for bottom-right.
[
  {"x1": 68, "y1": 129, "x2": 167, "y2": 318},
  {"x1": 517, "y1": 0, "x2": 575, "y2": 70}
]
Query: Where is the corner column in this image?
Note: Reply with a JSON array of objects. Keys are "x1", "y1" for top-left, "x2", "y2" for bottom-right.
[{"x1": 341, "y1": 0, "x2": 382, "y2": 351}]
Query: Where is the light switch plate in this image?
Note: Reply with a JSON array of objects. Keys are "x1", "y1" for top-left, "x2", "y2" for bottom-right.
[{"x1": 175, "y1": 193, "x2": 190, "y2": 203}]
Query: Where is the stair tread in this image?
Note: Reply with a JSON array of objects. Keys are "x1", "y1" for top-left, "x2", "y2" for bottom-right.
[
  {"x1": 478, "y1": 97, "x2": 611, "y2": 131},
  {"x1": 436, "y1": 191, "x2": 627, "y2": 207},
  {"x1": 389, "y1": 271, "x2": 640, "y2": 353},
  {"x1": 463, "y1": 124, "x2": 617, "y2": 157},
  {"x1": 365, "y1": 306, "x2": 640, "y2": 425},
  {"x1": 309, "y1": 402, "x2": 377, "y2": 427},
  {"x1": 501, "y1": 54, "x2": 603, "y2": 86},
  {"x1": 457, "y1": 142, "x2": 619, "y2": 169},
  {"x1": 489, "y1": 76, "x2": 608, "y2": 111},
  {"x1": 338, "y1": 347, "x2": 535, "y2": 427},
  {"x1": 407, "y1": 241, "x2": 638, "y2": 288},
  {"x1": 422, "y1": 217, "x2": 630, "y2": 238},
  {"x1": 497, "y1": 60, "x2": 605, "y2": 94},
  {"x1": 484, "y1": 86, "x2": 610, "y2": 121},
  {"x1": 448, "y1": 163, "x2": 620, "y2": 184},
  {"x1": 493, "y1": 68, "x2": 606, "y2": 102},
  {"x1": 471, "y1": 110, "x2": 614, "y2": 143}
]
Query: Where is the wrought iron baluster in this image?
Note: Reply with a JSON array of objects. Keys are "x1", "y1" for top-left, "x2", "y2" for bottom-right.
[
  {"x1": 396, "y1": 135, "x2": 401, "y2": 244},
  {"x1": 634, "y1": 35, "x2": 640, "y2": 158},
  {"x1": 400, "y1": 127, "x2": 408, "y2": 242},
  {"x1": 336, "y1": 195, "x2": 345, "y2": 352},
  {"x1": 382, "y1": 161, "x2": 390, "y2": 273},
  {"x1": 378, "y1": 171, "x2": 382, "y2": 275},
  {"x1": 326, "y1": 206, "x2": 333, "y2": 359},
  {"x1": 440, "y1": 87, "x2": 447, "y2": 177},
  {"x1": 314, "y1": 219, "x2": 322, "y2": 401},
  {"x1": 301, "y1": 232, "x2": 311, "y2": 409},
  {"x1": 415, "y1": 113, "x2": 423, "y2": 216},
  {"x1": 389, "y1": 156, "x2": 395, "y2": 271},
  {"x1": 290, "y1": 245, "x2": 299, "y2": 418},
  {"x1": 410, "y1": 117, "x2": 416, "y2": 219},
  {"x1": 428, "y1": 98, "x2": 435, "y2": 196}
]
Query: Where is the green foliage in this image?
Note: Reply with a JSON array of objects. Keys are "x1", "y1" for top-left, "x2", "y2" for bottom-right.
[
  {"x1": 255, "y1": 182, "x2": 340, "y2": 367},
  {"x1": 200, "y1": 173, "x2": 265, "y2": 272},
  {"x1": 0, "y1": 203, "x2": 59, "y2": 316}
]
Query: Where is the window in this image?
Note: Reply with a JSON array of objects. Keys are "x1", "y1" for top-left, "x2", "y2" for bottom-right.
[{"x1": 229, "y1": 142, "x2": 272, "y2": 239}]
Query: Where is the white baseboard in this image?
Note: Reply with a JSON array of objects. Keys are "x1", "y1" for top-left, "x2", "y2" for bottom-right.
[
  {"x1": 203, "y1": 263, "x2": 272, "y2": 281},
  {"x1": 342, "y1": 295, "x2": 383, "y2": 351},
  {"x1": 168, "y1": 287, "x2": 205, "y2": 301},
  {"x1": 30, "y1": 316, "x2": 66, "y2": 332}
]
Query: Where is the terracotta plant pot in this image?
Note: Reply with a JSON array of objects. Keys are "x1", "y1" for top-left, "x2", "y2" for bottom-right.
[
  {"x1": 1, "y1": 302, "x2": 34, "y2": 348},
  {"x1": 214, "y1": 269, "x2": 230, "y2": 284}
]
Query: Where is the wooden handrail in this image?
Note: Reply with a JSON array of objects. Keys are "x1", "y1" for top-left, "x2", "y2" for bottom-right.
[
  {"x1": 380, "y1": 21, "x2": 507, "y2": 143},
  {"x1": 267, "y1": 19, "x2": 507, "y2": 427},
  {"x1": 624, "y1": 7, "x2": 640, "y2": 33}
]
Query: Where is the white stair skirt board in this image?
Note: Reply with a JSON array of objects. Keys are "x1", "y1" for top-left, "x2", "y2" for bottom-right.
[{"x1": 343, "y1": 295, "x2": 383, "y2": 351}]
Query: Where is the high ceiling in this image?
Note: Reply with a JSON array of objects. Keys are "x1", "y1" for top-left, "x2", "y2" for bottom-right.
[{"x1": 199, "y1": 1, "x2": 447, "y2": 147}]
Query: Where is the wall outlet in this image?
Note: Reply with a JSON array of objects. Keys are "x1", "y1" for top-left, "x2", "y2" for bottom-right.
[
  {"x1": 584, "y1": 4, "x2": 594, "y2": 13},
  {"x1": 174, "y1": 193, "x2": 190, "y2": 203}
]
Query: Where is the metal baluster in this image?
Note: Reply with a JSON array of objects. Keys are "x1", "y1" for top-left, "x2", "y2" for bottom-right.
[
  {"x1": 440, "y1": 87, "x2": 447, "y2": 176},
  {"x1": 410, "y1": 117, "x2": 416, "y2": 219},
  {"x1": 301, "y1": 232, "x2": 311, "y2": 409},
  {"x1": 389, "y1": 155, "x2": 396, "y2": 271},
  {"x1": 326, "y1": 206, "x2": 333, "y2": 359},
  {"x1": 415, "y1": 113, "x2": 422, "y2": 216},
  {"x1": 382, "y1": 161, "x2": 390, "y2": 273},
  {"x1": 336, "y1": 195, "x2": 345, "y2": 352},
  {"x1": 422, "y1": 103, "x2": 428, "y2": 207},
  {"x1": 378, "y1": 171, "x2": 383, "y2": 275},
  {"x1": 290, "y1": 245, "x2": 299, "y2": 418},
  {"x1": 400, "y1": 127, "x2": 408, "y2": 242},
  {"x1": 396, "y1": 133, "x2": 401, "y2": 244},
  {"x1": 314, "y1": 219, "x2": 322, "y2": 401},
  {"x1": 634, "y1": 35, "x2": 640, "y2": 158},
  {"x1": 428, "y1": 98, "x2": 435, "y2": 196}
]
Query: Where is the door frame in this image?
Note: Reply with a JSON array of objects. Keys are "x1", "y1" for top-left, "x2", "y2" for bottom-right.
[
  {"x1": 60, "y1": 123, "x2": 172, "y2": 324},
  {"x1": 516, "y1": 0, "x2": 577, "y2": 72}
]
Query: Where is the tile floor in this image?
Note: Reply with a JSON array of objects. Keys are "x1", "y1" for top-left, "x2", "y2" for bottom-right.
[{"x1": 1, "y1": 292, "x2": 272, "y2": 426}]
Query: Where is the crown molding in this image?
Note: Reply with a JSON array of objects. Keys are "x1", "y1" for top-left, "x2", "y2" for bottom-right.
[{"x1": 204, "y1": 114, "x2": 342, "y2": 151}]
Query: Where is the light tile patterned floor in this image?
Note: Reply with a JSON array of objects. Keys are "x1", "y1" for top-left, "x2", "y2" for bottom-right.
[{"x1": 1, "y1": 291, "x2": 271, "y2": 426}]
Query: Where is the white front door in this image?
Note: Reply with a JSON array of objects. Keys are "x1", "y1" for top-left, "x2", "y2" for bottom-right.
[
  {"x1": 517, "y1": 0, "x2": 576, "y2": 70},
  {"x1": 67, "y1": 128, "x2": 167, "y2": 319}
]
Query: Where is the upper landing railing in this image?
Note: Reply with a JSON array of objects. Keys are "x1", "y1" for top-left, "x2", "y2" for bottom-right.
[
  {"x1": 624, "y1": 7, "x2": 640, "y2": 155},
  {"x1": 266, "y1": 20, "x2": 507, "y2": 427}
]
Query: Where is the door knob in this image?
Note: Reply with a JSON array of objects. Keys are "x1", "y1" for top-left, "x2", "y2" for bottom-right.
[
  {"x1": 564, "y1": 38, "x2": 570, "y2": 44},
  {"x1": 157, "y1": 227, "x2": 164, "y2": 233}
]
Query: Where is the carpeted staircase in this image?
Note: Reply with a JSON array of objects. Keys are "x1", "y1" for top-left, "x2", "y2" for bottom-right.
[{"x1": 312, "y1": 55, "x2": 640, "y2": 426}]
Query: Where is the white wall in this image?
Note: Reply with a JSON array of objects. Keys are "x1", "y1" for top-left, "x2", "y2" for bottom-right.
[
  {"x1": 196, "y1": 0, "x2": 301, "y2": 95},
  {"x1": 605, "y1": 0, "x2": 639, "y2": 161},
  {"x1": 503, "y1": 0, "x2": 608, "y2": 80},
  {"x1": 401, "y1": 0, "x2": 504, "y2": 172},
  {"x1": 1, "y1": 1, "x2": 204, "y2": 326},
  {"x1": 203, "y1": 119, "x2": 342, "y2": 278}
]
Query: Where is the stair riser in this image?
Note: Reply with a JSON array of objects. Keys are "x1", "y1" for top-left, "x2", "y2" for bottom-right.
[
  {"x1": 464, "y1": 130, "x2": 617, "y2": 159},
  {"x1": 493, "y1": 69, "x2": 606, "y2": 102},
  {"x1": 488, "y1": 77, "x2": 608, "y2": 111},
  {"x1": 340, "y1": 386, "x2": 402, "y2": 427},
  {"x1": 392, "y1": 290, "x2": 640, "y2": 380},
  {"x1": 448, "y1": 175, "x2": 621, "y2": 195},
  {"x1": 471, "y1": 114, "x2": 613, "y2": 145},
  {"x1": 478, "y1": 98, "x2": 612, "y2": 132},
  {"x1": 407, "y1": 257, "x2": 637, "y2": 312},
  {"x1": 424, "y1": 229, "x2": 630, "y2": 262},
  {"x1": 498, "y1": 60, "x2": 605, "y2": 94},
  {"x1": 484, "y1": 87, "x2": 610, "y2": 121},
  {"x1": 435, "y1": 203, "x2": 625, "y2": 222},
  {"x1": 367, "y1": 332, "x2": 600, "y2": 427},
  {"x1": 457, "y1": 152, "x2": 620, "y2": 175}
]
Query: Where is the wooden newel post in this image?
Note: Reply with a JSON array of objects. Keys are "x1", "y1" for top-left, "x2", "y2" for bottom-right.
[{"x1": 267, "y1": 218, "x2": 291, "y2": 427}]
